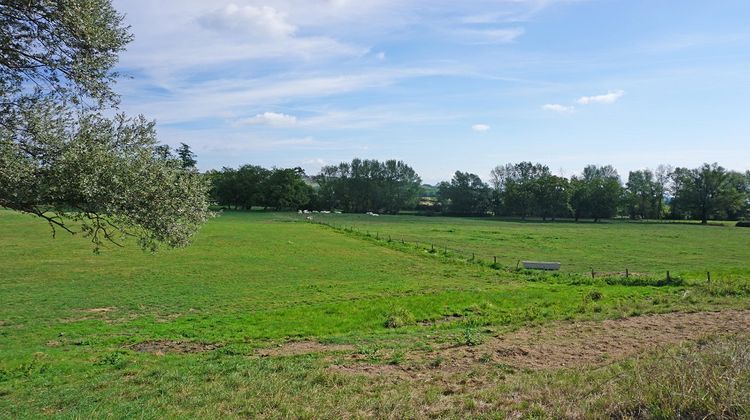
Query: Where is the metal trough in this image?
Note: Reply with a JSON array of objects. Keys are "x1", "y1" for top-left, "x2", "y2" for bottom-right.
[{"x1": 522, "y1": 261, "x2": 561, "y2": 271}]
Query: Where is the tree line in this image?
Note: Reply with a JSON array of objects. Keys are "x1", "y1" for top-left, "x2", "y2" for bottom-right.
[
  {"x1": 438, "y1": 162, "x2": 749, "y2": 223},
  {"x1": 207, "y1": 158, "x2": 422, "y2": 213},
  {"x1": 206, "y1": 155, "x2": 750, "y2": 224}
]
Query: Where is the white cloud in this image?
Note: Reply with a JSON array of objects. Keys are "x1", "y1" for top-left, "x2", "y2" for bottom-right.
[
  {"x1": 198, "y1": 4, "x2": 296, "y2": 39},
  {"x1": 376, "y1": 51, "x2": 386, "y2": 60},
  {"x1": 542, "y1": 104, "x2": 575, "y2": 113},
  {"x1": 303, "y1": 158, "x2": 327, "y2": 165},
  {"x1": 576, "y1": 90, "x2": 625, "y2": 105},
  {"x1": 121, "y1": 66, "x2": 465, "y2": 124},
  {"x1": 472, "y1": 123, "x2": 491, "y2": 132},
  {"x1": 461, "y1": 27, "x2": 525, "y2": 44},
  {"x1": 237, "y1": 112, "x2": 298, "y2": 127}
]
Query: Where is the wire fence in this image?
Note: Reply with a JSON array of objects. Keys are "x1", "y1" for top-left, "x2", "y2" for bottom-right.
[{"x1": 303, "y1": 216, "x2": 725, "y2": 287}]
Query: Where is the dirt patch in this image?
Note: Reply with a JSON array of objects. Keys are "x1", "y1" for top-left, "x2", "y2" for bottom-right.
[
  {"x1": 332, "y1": 310, "x2": 750, "y2": 378},
  {"x1": 418, "y1": 314, "x2": 464, "y2": 327},
  {"x1": 257, "y1": 341, "x2": 355, "y2": 357},
  {"x1": 130, "y1": 340, "x2": 222, "y2": 355},
  {"x1": 80, "y1": 307, "x2": 116, "y2": 313}
]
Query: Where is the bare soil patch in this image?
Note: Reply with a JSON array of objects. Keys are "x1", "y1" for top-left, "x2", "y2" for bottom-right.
[
  {"x1": 80, "y1": 307, "x2": 116, "y2": 313},
  {"x1": 130, "y1": 340, "x2": 222, "y2": 355},
  {"x1": 418, "y1": 314, "x2": 464, "y2": 327},
  {"x1": 257, "y1": 341, "x2": 354, "y2": 357},
  {"x1": 332, "y1": 310, "x2": 750, "y2": 378}
]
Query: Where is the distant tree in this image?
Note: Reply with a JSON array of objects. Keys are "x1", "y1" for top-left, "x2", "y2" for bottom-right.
[
  {"x1": 380, "y1": 160, "x2": 423, "y2": 214},
  {"x1": 625, "y1": 169, "x2": 661, "y2": 219},
  {"x1": 437, "y1": 171, "x2": 491, "y2": 216},
  {"x1": 237, "y1": 165, "x2": 271, "y2": 209},
  {"x1": 570, "y1": 165, "x2": 622, "y2": 222},
  {"x1": 212, "y1": 165, "x2": 269, "y2": 209},
  {"x1": 176, "y1": 143, "x2": 197, "y2": 169},
  {"x1": 315, "y1": 159, "x2": 422, "y2": 213},
  {"x1": 533, "y1": 175, "x2": 571, "y2": 220},
  {"x1": 671, "y1": 163, "x2": 745, "y2": 223},
  {"x1": 497, "y1": 162, "x2": 551, "y2": 218},
  {"x1": 489, "y1": 163, "x2": 515, "y2": 192},
  {"x1": 654, "y1": 164, "x2": 673, "y2": 219},
  {"x1": 262, "y1": 167, "x2": 313, "y2": 210}
]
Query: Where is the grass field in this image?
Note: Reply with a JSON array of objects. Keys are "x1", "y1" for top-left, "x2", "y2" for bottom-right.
[
  {"x1": 312, "y1": 212, "x2": 750, "y2": 278},
  {"x1": 1, "y1": 210, "x2": 749, "y2": 417}
]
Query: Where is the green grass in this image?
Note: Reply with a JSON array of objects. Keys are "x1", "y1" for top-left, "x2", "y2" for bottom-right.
[
  {"x1": 1, "y1": 209, "x2": 749, "y2": 417},
  {"x1": 312, "y1": 212, "x2": 750, "y2": 277}
]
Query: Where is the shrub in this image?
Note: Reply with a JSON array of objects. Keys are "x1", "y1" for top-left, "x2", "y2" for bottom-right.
[
  {"x1": 457, "y1": 326, "x2": 484, "y2": 346},
  {"x1": 384, "y1": 308, "x2": 415, "y2": 328},
  {"x1": 585, "y1": 290, "x2": 603, "y2": 301}
]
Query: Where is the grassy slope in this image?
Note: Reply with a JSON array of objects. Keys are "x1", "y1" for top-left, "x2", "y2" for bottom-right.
[
  {"x1": 312, "y1": 213, "x2": 750, "y2": 277},
  {"x1": 1, "y1": 210, "x2": 748, "y2": 417}
]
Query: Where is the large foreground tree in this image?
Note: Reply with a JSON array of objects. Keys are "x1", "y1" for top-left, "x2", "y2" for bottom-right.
[{"x1": 0, "y1": 0, "x2": 211, "y2": 251}]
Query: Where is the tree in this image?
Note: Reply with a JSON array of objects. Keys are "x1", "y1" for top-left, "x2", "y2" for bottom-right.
[
  {"x1": 569, "y1": 165, "x2": 622, "y2": 222},
  {"x1": 176, "y1": 143, "x2": 197, "y2": 169},
  {"x1": 671, "y1": 163, "x2": 744, "y2": 224},
  {"x1": 654, "y1": 164, "x2": 673, "y2": 219},
  {"x1": 0, "y1": 0, "x2": 212, "y2": 251},
  {"x1": 625, "y1": 169, "x2": 662, "y2": 219},
  {"x1": 494, "y1": 162, "x2": 551, "y2": 218},
  {"x1": 208, "y1": 165, "x2": 268, "y2": 209},
  {"x1": 437, "y1": 171, "x2": 491, "y2": 216},
  {"x1": 0, "y1": 112, "x2": 211, "y2": 251},
  {"x1": 261, "y1": 167, "x2": 313, "y2": 210},
  {"x1": 533, "y1": 174, "x2": 571, "y2": 220},
  {"x1": 314, "y1": 159, "x2": 422, "y2": 213}
]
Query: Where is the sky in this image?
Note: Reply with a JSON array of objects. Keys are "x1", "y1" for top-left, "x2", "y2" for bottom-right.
[{"x1": 112, "y1": 0, "x2": 750, "y2": 184}]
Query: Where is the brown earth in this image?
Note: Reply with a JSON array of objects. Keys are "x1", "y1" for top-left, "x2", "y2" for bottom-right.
[
  {"x1": 80, "y1": 307, "x2": 116, "y2": 313},
  {"x1": 330, "y1": 310, "x2": 750, "y2": 379},
  {"x1": 130, "y1": 340, "x2": 222, "y2": 355},
  {"x1": 257, "y1": 341, "x2": 354, "y2": 357}
]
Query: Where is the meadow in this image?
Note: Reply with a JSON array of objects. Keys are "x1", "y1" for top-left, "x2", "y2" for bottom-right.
[
  {"x1": 313, "y1": 212, "x2": 750, "y2": 278},
  {"x1": 1, "y1": 210, "x2": 749, "y2": 417}
]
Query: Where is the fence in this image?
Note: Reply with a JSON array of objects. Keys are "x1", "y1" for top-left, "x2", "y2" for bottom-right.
[{"x1": 304, "y1": 217, "x2": 714, "y2": 286}]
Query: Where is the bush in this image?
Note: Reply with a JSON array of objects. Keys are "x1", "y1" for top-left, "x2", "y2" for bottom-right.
[
  {"x1": 585, "y1": 290, "x2": 603, "y2": 301},
  {"x1": 384, "y1": 308, "x2": 415, "y2": 328},
  {"x1": 736, "y1": 221, "x2": 750, "y2": 228}
]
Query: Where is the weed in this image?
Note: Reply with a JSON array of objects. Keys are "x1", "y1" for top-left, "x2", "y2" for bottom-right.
[
  {"x1": 384, "y1": 308, "x2": 416, "y2": 328},
  {"x1": 458, "y1": 326, "x2": 485, "y2": 347},
  {"x1": 95, "y1": 351, "x2": 129, "y2": 369}
]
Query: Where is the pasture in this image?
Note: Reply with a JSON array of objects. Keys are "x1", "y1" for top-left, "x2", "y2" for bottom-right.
[
  {"x1": 312, "y1": 213, "x2": 750, "y2": 278},
  {"x1": 1, "y1": 210, "x2": 749, "y2": 417}
]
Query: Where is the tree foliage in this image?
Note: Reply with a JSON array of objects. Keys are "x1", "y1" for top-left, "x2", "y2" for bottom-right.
[
  {"x1": 176, "y1": 143, "x2": 197, "y2": 169},
  {"x1": 315, "y1": 159, "x2": 422, "y2": 214},
  {"x1": 671, "y1": 163, "x2": 747, "y2": 224},
  {"x1": 569, "y1": 165, "x2": 622, "y2": 222},
  {"x1": 0, "y1": 0, "x2": 212, "y2": 251},
  {"x1": 208, "y1": 165, "x2": 313, "y2": 211},
  {"x1": 437, "y1": 171, "x2": 491, "y2": 216}
]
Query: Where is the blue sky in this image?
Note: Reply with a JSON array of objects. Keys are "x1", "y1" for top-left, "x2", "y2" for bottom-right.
[{"x1": 113, "y1": 0, "x2": 750, "y2": 184}]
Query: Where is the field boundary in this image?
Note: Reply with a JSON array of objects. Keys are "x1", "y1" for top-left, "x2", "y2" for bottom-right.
[{"x1": 304, "y1": 216, "x2": 733, "y2": 288}]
